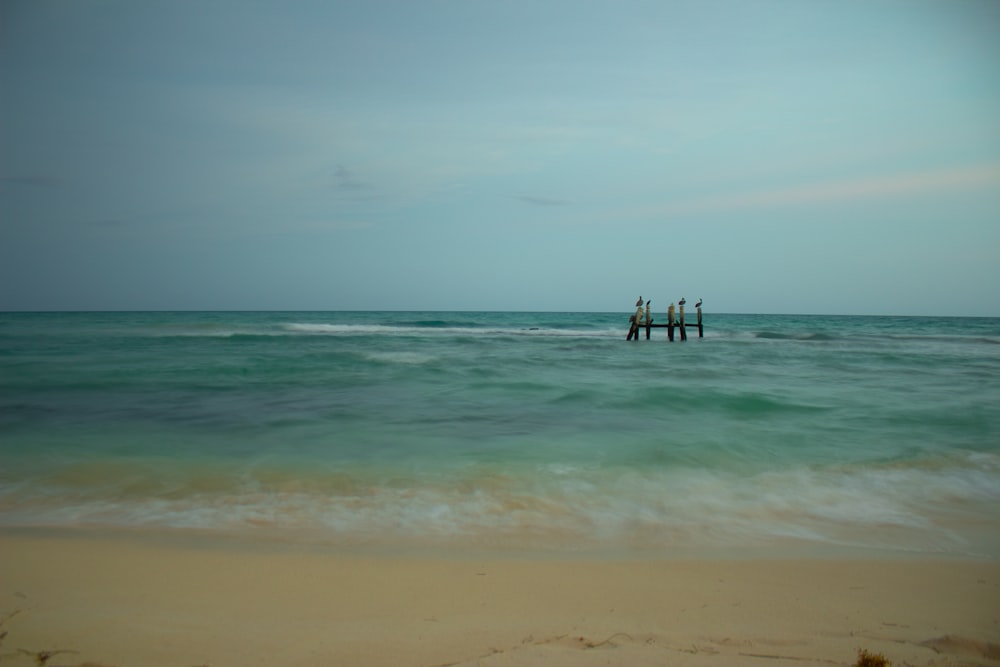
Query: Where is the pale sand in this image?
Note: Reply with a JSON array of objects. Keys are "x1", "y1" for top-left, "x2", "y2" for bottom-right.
[{"x1": 1, "y1": 532, "x2": 998, "y2": 667}]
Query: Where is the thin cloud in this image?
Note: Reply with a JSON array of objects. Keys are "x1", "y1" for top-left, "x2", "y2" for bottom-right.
[
  {"x1": 334, "y1": 165, "x2": 366, "y2": 191},
  {"x1": 517, "y1": 195, "x2": 570, "y2": 206},
  {"x1": 225, "y1": 218, "x2": 374, "y2": 240},
  {"x1": 332, "y1": 165, "x2": 387, "y2": 203},
  {"x1": 251, "y1": 214, "x2": 376, "y2": 235},
  {"x1": 659, "y1": 163, "x2": 1000, "y2": 216},
  {"x1": 299, "y1": 219, "x2": 373, "y2": 232},
  {"x1": 84, "y1": 219, "x2": 131, "y2": 228}
]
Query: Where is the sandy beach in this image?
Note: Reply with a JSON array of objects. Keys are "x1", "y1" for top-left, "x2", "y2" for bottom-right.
[{"x1": 0, "y1": 530, "x2": 997, "y2": 667}]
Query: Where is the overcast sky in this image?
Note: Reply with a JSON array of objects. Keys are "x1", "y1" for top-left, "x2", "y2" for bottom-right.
[{"x1": 2, "y1": 0, "x2": 998, "y2": 315}]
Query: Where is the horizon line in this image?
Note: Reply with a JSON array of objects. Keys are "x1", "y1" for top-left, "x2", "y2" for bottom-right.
[{"x1": 1, "y1": 309, "x2": 997, "y2": 319}]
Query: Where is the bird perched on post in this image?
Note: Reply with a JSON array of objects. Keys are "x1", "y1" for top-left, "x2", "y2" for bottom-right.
[
  {"x1": 695, "y1": 299, "x2": 702, "y2": 308},
  {"x1": 678, "y1": 298, "x2": 686, "y2": 306}
]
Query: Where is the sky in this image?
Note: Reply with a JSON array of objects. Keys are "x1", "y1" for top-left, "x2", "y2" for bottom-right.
[{"x1": 1, "y1": 0, "x2": 999, "y2": 315}]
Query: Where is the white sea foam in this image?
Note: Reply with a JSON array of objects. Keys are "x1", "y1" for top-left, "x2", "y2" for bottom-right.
[
  {"x1": 283, "y1": 322, "x2": 621, "y2": 339},
  {"x1": 3, "y1": 454, "x2": 997, "y2": 557},
  {"x1": 363, "y1": 351, "x2": 438, "y2": 364}
]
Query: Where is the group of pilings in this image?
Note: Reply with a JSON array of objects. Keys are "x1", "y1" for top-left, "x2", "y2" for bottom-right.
[{"x1": 627, "y1": 306, "x2": 703, "y2": 341}]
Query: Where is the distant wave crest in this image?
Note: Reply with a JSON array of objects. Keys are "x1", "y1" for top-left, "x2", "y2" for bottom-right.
[{"x1": 283, "y1": 322, "x2": 618, "y2": 339}]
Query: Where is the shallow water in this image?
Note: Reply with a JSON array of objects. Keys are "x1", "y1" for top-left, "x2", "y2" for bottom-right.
[{"x1": 1, "y1": 311, "x2": 998, "y2": 557}]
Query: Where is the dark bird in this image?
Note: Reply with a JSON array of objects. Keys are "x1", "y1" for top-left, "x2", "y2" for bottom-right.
[
  {"x1": 636, "y1": 296, "x2": 643, "y2": 307},
  {"x1": 695, "y1": 299, "x2": 702, "y2": 308},
  {"x1": 646, "y1": 300, "x2": 651, "y2": 306},
  {"x1": 678, "y1": 298, "x2": 686, "y2": 306}
]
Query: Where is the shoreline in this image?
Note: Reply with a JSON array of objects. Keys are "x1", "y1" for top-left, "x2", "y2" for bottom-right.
[
  {"x1": 1, "y1": 529, "x2": 998, "y2": 667},
  {"x1": 5, "y1": 522, "x2": 995, "y2": 562}
]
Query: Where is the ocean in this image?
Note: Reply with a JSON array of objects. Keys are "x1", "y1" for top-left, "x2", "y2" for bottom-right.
[{"x1": 1, "y1": 311, "x2": 998, "y2": 558}]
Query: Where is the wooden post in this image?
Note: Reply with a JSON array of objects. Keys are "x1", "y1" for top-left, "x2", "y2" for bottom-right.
[
  {"x1": 625, "y1": 300, "x2": 701, "y2": 342},
  {"x1": 627, "y1": 298, "x2": 644, "y2": 341}
]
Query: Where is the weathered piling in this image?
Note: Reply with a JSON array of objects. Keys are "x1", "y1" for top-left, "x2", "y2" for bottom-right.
[
  {"x1": 626, "y1": 297, "x2": 645, "y2": 341},
  {"x1": 626, "y1": 298, "x2": 704, "y2": 341}
]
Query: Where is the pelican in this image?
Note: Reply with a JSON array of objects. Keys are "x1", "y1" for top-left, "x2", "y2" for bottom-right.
[
  {"x1": 695, "y1": 299, "x2": 702, "y2": 308},
  {"x1": 678, "y1": 298, "x2": 686, "y2": 306}
]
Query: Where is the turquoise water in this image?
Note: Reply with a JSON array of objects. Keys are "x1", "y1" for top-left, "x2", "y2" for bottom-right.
[{"x1": 1, "y1": 311, "x2": 998, "y2": 557}]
